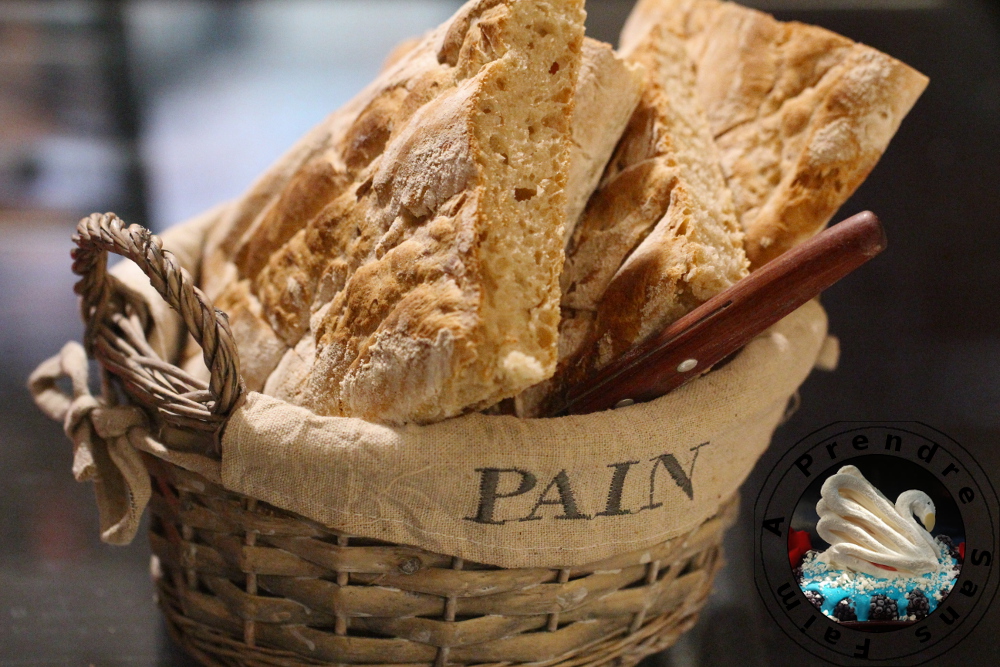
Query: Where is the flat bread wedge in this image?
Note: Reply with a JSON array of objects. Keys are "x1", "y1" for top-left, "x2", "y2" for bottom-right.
[
  {"x1": 516, "y1": 21, "x2": 749, "y2": 417},
  {"x1": 622, "y1": 0, "x2": 929, "y2": 266},
  {"x1": 195, "y1": 0, "x2": 588, "y2": 425}
]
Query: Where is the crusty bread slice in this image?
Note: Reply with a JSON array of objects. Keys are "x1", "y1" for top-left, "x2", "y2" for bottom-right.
[
  {"x1": 197, "y1": 0, "x2": 588, "y2": 424},
  {"x1": 621, "y1": 0, "x2": 929, "y2": 266},
  {"x1": 377, "y1": 35, "x2": 644, "y2": 248},
  {"x1": 516, "y1": 22, "x2": 749, "y2": 417},
  {"x1": 192, "y1": 23, "x2": 642, "y2": 411}
]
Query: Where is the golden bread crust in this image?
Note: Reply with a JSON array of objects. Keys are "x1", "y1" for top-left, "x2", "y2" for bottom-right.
[
  {"x1": 622, "y1": 0, "x2": 929, "y2": 266},
  {"x1": 199, "y1": 0, "x2": 588, "y2": 424},
  {"x1": 517, "y1": 23, "x2": 749, "y2": 416}
]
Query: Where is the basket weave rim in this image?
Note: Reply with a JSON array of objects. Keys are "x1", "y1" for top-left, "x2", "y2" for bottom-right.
[{"x1": 72, "y1": 212, "x2": 245, "y2": 437}]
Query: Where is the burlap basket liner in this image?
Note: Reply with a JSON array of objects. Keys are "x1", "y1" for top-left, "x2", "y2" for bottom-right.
[{"x1": 36, "y1": 211, "x2": 832, "y2": 570}]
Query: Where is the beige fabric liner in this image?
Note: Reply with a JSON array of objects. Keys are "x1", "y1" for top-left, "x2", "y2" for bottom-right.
[
  {"x1": 223, "y1": 299, "x2": 826, "y2": 568},
  {"x1": 33, "y1": 211, "x2": 833, "y2": 568}
]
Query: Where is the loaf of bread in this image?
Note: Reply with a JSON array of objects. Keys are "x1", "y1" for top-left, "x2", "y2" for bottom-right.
[
  {"x1": 621, "y1": 0, "x2": 929, "y2": 266},
  {"x1": 516, "y1": 19, "x2": 749, "y2": 416},
  {"x1": 188, "y1": 0, "x2": 927, "y2": 424},
  {"x1": 195, "y1": 0, "x2": 598, "y2": 425}
]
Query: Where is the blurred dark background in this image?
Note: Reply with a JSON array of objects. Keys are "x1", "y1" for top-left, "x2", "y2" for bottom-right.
[{"x1": 1, "y1": 0, "x2": 997, "y2": 664}]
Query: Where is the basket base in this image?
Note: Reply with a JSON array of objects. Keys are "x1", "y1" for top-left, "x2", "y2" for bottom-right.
[
  {"x1": 148, "y1": 458, "x2": 735, "y2": 667},
  {"x1": 156, "y1": 572, "x2": 716, "y2": 667}
]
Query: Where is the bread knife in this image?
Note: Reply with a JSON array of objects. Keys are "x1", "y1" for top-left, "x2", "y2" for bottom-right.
[{"x1": 554, "y1": 210, "x2": 887, "y2": 416}]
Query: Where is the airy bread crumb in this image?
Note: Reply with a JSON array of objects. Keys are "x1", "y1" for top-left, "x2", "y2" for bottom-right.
[{"x1": 198, "y1": 0, "x2": 589, "y2": 425}]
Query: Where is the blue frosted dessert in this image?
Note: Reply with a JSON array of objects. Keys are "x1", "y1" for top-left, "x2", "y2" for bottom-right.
[
  {"x1": 798, "y1": 538, "x2": 959, "y2": 621},
  {"x1": 795, "y1": 465, "x2": 962, "y2": 623}
]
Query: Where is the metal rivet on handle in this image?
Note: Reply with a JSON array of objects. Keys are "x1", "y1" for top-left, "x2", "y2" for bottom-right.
[{"x1": 677, "y1": 359, "x2": 698, "y2": 373}]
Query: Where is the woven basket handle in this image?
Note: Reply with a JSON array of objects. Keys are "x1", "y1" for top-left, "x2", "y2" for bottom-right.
[{"x1": 71, "y1": 212, "x2": 244, "y2": 427}]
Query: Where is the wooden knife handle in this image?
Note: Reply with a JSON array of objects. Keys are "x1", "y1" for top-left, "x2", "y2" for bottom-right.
[{"x1": 558, "y1": 211, "x2": 887, "y2": 416}]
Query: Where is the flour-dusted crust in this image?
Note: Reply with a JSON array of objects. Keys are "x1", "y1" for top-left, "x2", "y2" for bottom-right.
[
  {"x1": 622, "y1": 0, "x2": 929, "y2": 266},
  {"x1": 379, "y1": 35, "x2": 643, "y2": 249},
  {"x1": 517, "y1": 22, "x2": 748, "y2": 417},
  {"x1": 576, "y1": 25, "x2": 749, "y2": 364},
  {"x1": 198, "y1": 0, "x2": 588, "y2": 425}
]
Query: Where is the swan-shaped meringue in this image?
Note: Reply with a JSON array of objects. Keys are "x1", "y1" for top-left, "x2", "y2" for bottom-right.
[{"x1": 815, "y1": 465, "x2": 939, "y2": 578}]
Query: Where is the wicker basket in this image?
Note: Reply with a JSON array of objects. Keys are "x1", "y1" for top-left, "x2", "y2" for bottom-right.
[{"x1": 67, "y1": 212, "x2": 739, "y2": 666}]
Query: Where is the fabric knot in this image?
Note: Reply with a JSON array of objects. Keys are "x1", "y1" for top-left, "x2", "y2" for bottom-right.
[
  {"x1": 91, "y1": 405, "x2": 147, "y2": 440},
  {"x1": 29, "y1": 341, "x2": 152, "y2": 546},
  {"x1": 63, "y1": 392, "x2": 102, "y2": 482}
]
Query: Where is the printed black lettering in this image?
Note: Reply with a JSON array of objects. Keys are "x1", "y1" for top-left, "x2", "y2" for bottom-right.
[
  {"x1": 916, "y1": 625, "x2": 931, "y2": 643},
  {"x1": 852, "y1": 435, "x2": 869, "y2": 450},
  {"x1": 939, "y1": 605, "x2": 959, "y2": 625},
  {"x1": 520, "y1": 470, "x2": 590, "y2": 521},
  {"x1": 918, "y1": 441, "x2": 940, "y2": 463},
  {"x1": 970, "y1": 549, "x2": 992, "y2": 567},
  {"x1": 596, "y1": 461, "x2": 639, "y2": 516},
  {"x1": 688, "y1": 442, "x2": 709, "y2": 478},
  {"x1": 777, "y1": 582, "x2": 800, "y2": 610},
  {"x1": 960, "y1": 580, "x2": 979, "y2": 597},
  {"x1": 825, "y1": 627, "x2": 841, "y2": 644},
  {"x1": 795, "y1": 453, "x2": 814, "y2": 477},
  {"x1": 465, "y1": 468, "x2": 536, "y2": 525},
  {"x1": 959, "y1": 487, "x2": 975, "y2": 504},
  {"x1": 854, "y1": 638, "x2": 871, "y2": 659},
  {"x1": 826, "y1": 441, "x2": 839, "y2": 459},
  {"x1": 885, "y1": 433, "x2": 902, "y2": 452},
  {"x1": 942, "y1": 462, "x2": 960, "y2": 477},
  {"x1": 762, "y1": 517, "x2": 785, "y2": 537},
  {"x1": 801, "y1": 615, "x2": 817, "y2": 632},
  {"x1": 641, "y1": 449, "x2": 701, "y2": 508}
]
